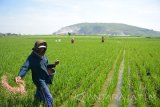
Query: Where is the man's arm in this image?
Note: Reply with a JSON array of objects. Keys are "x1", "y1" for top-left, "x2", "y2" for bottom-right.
[
  {"x1": 47, "y1": 60, "x2": 59, "y2": 68},
  {"x1": 47, "y1": 60, "x2": 59, "y2": 76},
  {"x1": 16, "y1": 58, "x2": 30, "y2": 83}
]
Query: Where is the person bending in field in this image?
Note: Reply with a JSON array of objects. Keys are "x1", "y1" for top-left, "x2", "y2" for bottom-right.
[
  {"x1": 71, "y1": 37, "x2": 75, "y2": 44},
  {"x1": 15, "y1": 40, "x2": 59, "y2": 107},
  {"x1": 101, "y1": 36, "x2": 105, "y2": 43}
]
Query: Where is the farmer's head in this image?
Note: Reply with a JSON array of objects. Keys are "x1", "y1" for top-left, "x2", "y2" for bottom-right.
[{"x1": 32, "y1": 40, "x2": 47, "y2": 56}]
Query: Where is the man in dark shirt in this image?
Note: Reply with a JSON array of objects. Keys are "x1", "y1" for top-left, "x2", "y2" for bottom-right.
[{"x1": 15, "y1": 40, "x2": 59, "y2": 107}]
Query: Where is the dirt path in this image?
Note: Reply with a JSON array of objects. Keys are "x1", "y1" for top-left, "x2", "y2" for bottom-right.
[
  {"x1": 108, "y1": 50, "x2": 125, "y2": 107},
  {"x1": 93, "y1": 53, "x2": 120, "y2": 107}
]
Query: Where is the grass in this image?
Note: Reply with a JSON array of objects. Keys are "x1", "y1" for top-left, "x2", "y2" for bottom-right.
[{"x1": 0, "y1": 36, "x2": 160, "y2": 106}]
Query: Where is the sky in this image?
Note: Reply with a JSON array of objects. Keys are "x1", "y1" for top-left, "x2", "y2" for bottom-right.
[{"x1": 0, "y1": 0, "x2": 160, "y2": 34}]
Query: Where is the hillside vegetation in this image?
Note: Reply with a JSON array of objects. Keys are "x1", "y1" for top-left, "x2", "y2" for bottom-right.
[{"x1": 54, "y1": 23, "x2": 160, "y2": 36}]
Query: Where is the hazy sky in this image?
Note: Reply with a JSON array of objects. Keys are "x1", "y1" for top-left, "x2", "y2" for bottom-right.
[{"x1": 0, "y1": 0, "x2": 160, "y2": 34}]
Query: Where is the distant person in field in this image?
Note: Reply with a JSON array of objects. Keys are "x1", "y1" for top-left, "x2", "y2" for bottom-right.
[
  {"x1": 15, "y1": 40, "x2": 59, "y2": 107},
  {"x1": 101, "y1": 36, "x2": 105, "y2": 43},
  {"x1": 71, "y1": 37, "x2": 75, "y2": 44}
]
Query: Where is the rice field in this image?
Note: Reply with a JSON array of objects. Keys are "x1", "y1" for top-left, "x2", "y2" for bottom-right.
[{"x1": 0, "y1": 36, "x2": 160, "y2": 107}]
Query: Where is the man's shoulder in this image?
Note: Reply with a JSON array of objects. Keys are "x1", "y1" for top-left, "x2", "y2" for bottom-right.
[
  {"x1": 30, "y1": 52, "x2": 43, "y2": 60},
  {"x1": 28, "y1": 52, "x2": 37, "y2": 60}
]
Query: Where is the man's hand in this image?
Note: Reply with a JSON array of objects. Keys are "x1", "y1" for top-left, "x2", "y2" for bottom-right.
[
  {"x1": 48, "y1": 68, "x2": 55, "y2": 75},
  {"x1": 15, "y1": 76, "x2": 24, "y2": 84},
  {"x1": 54, "y1": 60, "x2": 59, "y2": 65}
]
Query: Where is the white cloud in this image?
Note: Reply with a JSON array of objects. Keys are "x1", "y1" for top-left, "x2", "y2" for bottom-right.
[{"x1": 0, "y1": 0, "x2": 160, "y2": 34}]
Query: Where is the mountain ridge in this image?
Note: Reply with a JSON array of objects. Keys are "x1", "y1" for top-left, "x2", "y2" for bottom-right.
[{"x1": 54, "y1": 23, "x2": 160, "y2": 36}]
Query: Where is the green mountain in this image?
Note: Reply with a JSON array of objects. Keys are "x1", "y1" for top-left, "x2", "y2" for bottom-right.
[{"x1": 54, "y1": 23, "x2": 160, "y2": 36}]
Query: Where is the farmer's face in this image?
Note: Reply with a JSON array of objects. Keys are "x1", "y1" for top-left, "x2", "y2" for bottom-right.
[{"x1": 39, "y1": 48, "x2": 46, "y2": 56}]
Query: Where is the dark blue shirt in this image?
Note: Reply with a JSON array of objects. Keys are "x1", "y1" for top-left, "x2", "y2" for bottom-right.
[{"x1": 18, "y1": 51, "x2": 55, "y2": 85}]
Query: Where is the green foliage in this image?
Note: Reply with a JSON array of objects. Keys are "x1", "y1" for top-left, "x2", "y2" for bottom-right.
[
  {"x1": 55, "y1": 23, "x2": 160, "y2": 36},
  {"x1": 0, "y1": 36, "x2": 160, "y2": 106}
]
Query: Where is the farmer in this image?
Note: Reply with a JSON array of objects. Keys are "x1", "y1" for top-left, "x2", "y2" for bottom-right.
[
  {"x1": 71, "y1": 37, "x2": 75, "y2": 44},
  {"x1": 15, "y1": 40, "x2": 59, "y2": 107},
  {"x1": 101, "y1": 36, "x2": 104, "y2": 43}
]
